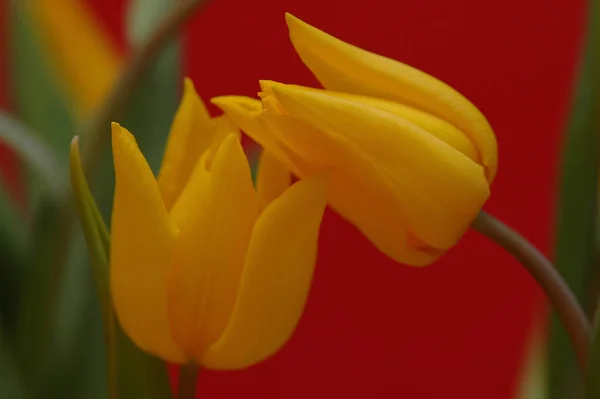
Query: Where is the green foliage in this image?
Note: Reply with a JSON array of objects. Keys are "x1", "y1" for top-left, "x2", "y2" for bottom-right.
[
  {"x1": 549, "y1": 0, "x2": 600, "y2": 397},
  {"x1": 1, "y1": 0, "x2": 190, "y2": 397}
]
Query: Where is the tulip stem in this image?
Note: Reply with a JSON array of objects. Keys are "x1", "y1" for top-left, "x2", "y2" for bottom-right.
[
  {"x1": 471, "y1": 211, "x2": 591, "y2": 373},
  {"x1": 177, "y1": 364, "x2": 200, "y2": 399}
]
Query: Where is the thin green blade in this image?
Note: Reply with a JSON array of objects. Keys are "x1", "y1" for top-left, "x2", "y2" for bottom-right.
[{"x1": 550, "y1": 0, "x2": 600, "y2": 397}]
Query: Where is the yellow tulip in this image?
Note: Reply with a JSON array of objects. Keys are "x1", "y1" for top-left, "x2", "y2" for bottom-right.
[
  {"x1": 212, "y1": 13, "x2": 497, "y2": 266},
  {"x1": 110, "y1": 80, "x2": 329, "y2": 369},
  {"x1": 27, "y1": 0, "x2": 122, "y2": 117}
]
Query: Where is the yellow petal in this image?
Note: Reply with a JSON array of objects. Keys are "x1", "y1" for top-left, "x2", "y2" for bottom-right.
[
  {"x1": 256, "y1": 149, "x2": 291, "y2": 212},
  {"x1": 264, "y1": 113, "x2": 438, "y2": 266},
  {"x1": 204, "y1": 115, "x2": 241, "y2": 170},
  {"x1": 211, "y1": 95, "x2": 312, "y2": 178},
  {"x1": 216, "y1": 92, "x2": 439, "y2": 264},
  {"x1": 201, "y1": 172, "x2": 329, "y2": 370},
  {"x1": 168, "y1": 134, "x2": 258, "y2": 360},
  {"x1": 157, "y1": 78, "x2": 215, "y2": 211},
  {"x1": 28, "y1": 0, "x2": 121, "y2": 117},
  {"x1": 263, "y1": 82, "x2": 490, "y2": 255},
  {"x1": 285, "y1": 13, "x2": 497, "y2": 182},
  {"x1": 261, "y1": 82, "x2": 479, "y2": 163},
  {"x1": 110, "y1": 123, "x2": 185, "y2": 363}
]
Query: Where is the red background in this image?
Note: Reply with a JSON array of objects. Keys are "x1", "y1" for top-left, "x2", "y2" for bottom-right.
[{"x1": 1, "y1": 0, "x2": 585, "y2": 397}]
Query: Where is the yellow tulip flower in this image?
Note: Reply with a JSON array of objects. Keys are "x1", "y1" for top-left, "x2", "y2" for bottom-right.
[
  {"x1": 212, "y1": 13, "x2": 497, "y2": 266},
  {"x1": 110, "y1": 79, "x2": 329, "y2": 369},
  {"x1": 27, "y1": 0, "x2": 122, "y2": 117}
]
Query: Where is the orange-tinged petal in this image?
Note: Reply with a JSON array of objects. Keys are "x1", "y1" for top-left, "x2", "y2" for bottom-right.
[
  {"x1": 168, "y1": 134, "x2": 258, "y2": 360},
  {"x1": 263, "y1": 113, "x2": 438, "y2": 266},
  {"x1": 158, "y1": 78, "x2": 215, "y2": 211},
  {"x1": 204, "y1": 115, "x2": 241, "y2": 170},
  {"x1": 110, "y1": 123, "x2": 185, "y2": 363},
  {"x1": 28, "y1": 0, "x2": 121, "y2": 117},
  {"x1": 263, "y1": 82, "x2": 490, "y2": 254},
  {"x1": 210, "y1": 96, "x2": 279, "y2": 156},
  {"x1": 260, "y1": 82, "x2": 479, "y2": 163},
  {"x1": 211, "y1": 95, "x2": 311, "y2": 178},
  {"x1": 201, "y1": 172, "x2": 329, "y2": 369},
  {"x1": 256, "y1": 149, "x2": 291, "y2": 212},
  {"x1": 285, "y1": 13, "x2": 497, "y2": 182},
  {"x1": 216, "y1": 92, "x2": 439, "y2": 264}
]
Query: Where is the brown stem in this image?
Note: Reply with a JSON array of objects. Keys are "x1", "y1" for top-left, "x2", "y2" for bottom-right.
[
  {"x1": 177, "y1": 364, "x2": 200, "y2": 399},
  {"x1": 472, "y1": 211, "x2": 591, "y2": 373},
  {"x1": 80, "y1": 0, "x2": 206, "y2": 175}
]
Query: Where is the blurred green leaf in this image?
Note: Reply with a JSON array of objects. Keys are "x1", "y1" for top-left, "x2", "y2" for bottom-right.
[
  {"x1": 587, "y1": 307, "x2": 600, "y2": 398},
  {"x1": 9, "y1": 2, "x2": 74, "y2": 173},
  {"x1": 10, "y1": 0, "x2": 191, "y2": 396},
  {"x1": 0, "y1": 110, "x2": 66, "y2": 337},
  {"x1": 517, "y1": 319, "x2": 547, "y2": 399},
  {"x1": 89, "y1": 0, "x2": 182, "y2": 223},
  {"x1": 71, "y1": 136, "x2": 172, "y2": 399},
  {"x1": 550, "y1": 0, "x2": 600, "y2": 397},
  {"x1": 0, "y1": 111, "x2": 64, "y2": 202},
  {"x1": 9, "y1": 3, "x2": 105, "y2": 398},
  {"x1": 0, "y1": 327, "x2": 27, "y2": 399},
  {"x1": 123, "y1": 0, "x2": 180, "y2": 172},
  {"x1": 69, "y1": 136, "x2": 111, "y2": 341},
  {"x1": 0, "y1": 181, "x2": 26, "y2": 333}
]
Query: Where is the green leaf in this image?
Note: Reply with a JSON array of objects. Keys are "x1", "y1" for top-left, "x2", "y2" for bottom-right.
[
  {"x1": 70, "y1": 136, "x2": 173, "y2": 399},
  {"x1": 587, "y1": 307, "x2": 600, "y2": 398},
  {"x1": 0, "y1": 327, "x2": 27, "y2": 399},
  {"x1": 123, "y1": 0, "x2": 180, "y2": 173},
  {"x1": 0, "y1": 181, "x2": 26, "y2": 334},
  {"x1": 9, "y1": 4, "x2": 105, "y2": 398},
  {"x1": 0, "y1": 111, "x2": 64, "y2": 202},
  {"x1": 0, "y1": 110, "x2": 66, "y2": 336},
  {"x1": 89, "y1": 0, "x2": 182, "y2": 224},
  {"x1": 516, "y1": 318, "x2": 547, "y2": 399},
  {"x1": 69, "y1": 137, "x2": 110, "y2": 339},
  {"x1": 9, "y1": 1, "x2": 74, "y2": 174},
  {"x1": 550, "y1": 0, "x2": 600, "y2": 397}
]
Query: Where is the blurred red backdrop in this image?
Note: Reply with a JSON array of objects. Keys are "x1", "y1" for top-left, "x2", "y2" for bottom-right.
[{"x1": 0, "y1": 0, "x2": 586, "y2": 397}]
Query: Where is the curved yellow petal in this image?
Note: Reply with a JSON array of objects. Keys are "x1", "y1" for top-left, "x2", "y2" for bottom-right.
[
  {"x1": 168, "y1": 134, "x2": 258, "y2": 359},
  {"x1": 110, "y1": 123, "x2": 184, "y2": 363},
  {"x1": 263, "y1": 83, "x2": 490, "y2": 254},
  {"x1": 158, "y1": 78, "x2": 214, "y2": 211},
  {"x1": 263, "y1": 113, "x2": 438, "y2": 266},
  {"x1": 204, "y1": 115, "x2": 241, "y2": 170},
  {"x1": 215, "y1": 93, "x2": 440, "y2": 264},
  {"x1": 211, "y1": 95, "x2": 312, "y2": 178},
  {"x1": 285, "y1": 13, "x2": 497, "y2": 182},
  {"x1": 201, "y1": 172, "x2": 329, "y2": 370},
  {"x1": 260, "y1": 81, "x2": 479, "y2": 163},
  {"x1": 28, "y1": 0, "x2": 121, "y2": 117},
  {"x1": 256, "y1": 149, "x2": 291, "y2": 213}
]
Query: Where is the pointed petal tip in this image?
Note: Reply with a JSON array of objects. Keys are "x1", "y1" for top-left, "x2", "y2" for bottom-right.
[
  {"x1": 183, "y1": 76, "x2": 194, "y2": 87},
  {"x1": 258, "y1": 80, "x2": 283, "y2": 92},
  {"x1": 110, "y1": 121, "x2": 122, "y2": 136},
  {"x1": 183, "y1": 77, "x2": 198, "y2": 96},
  {"x1": 284, "y1": 12, "x2": 301, "y2": 29},
  {"x1": 218, "y1": 131, "x2": 243, "y2": 155},
  {"x1": 110, "y1": 123, "x2": 140, "y2": 156},
  {"x1": 210, "y1": 96, "x2": 230, "y2": 109},
  {"x1": 70, "y1": 135, "x2": 80, "y2": 148},
  {"x1": 211, "y1": 96, "x2": 263, "y2": 113}
]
